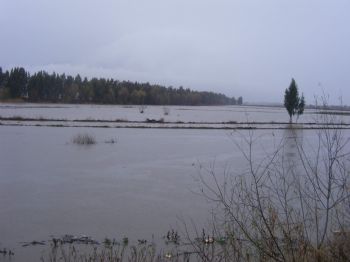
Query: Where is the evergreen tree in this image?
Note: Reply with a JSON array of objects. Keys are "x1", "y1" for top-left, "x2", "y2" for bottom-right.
[
  {"x1": 0, "y1": 67, "x2": 3, "y2": 86},
  {"x1": 284, "y1": 78, "x2": 305, "y2": 122},
  {"x1": 7, "y1": 67, "x2": 28, "y2": 98},
  {"x1": 297, "y1": 94, "x2": 305, "y2": 120}
]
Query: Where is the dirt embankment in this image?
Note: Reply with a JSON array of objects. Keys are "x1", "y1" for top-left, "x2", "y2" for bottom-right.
[{"x1": 1, "y1": 116, "x2": 350, "y2": 130}]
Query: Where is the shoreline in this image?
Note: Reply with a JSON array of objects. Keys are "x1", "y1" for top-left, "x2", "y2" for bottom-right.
[{"x1": 1, "y1": 117, "x2": 349, "y2": 130}]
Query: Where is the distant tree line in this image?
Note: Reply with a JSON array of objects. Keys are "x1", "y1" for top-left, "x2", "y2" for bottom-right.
[{"x1": 0, "y1": 67, "x2": 242, "y2": 106}]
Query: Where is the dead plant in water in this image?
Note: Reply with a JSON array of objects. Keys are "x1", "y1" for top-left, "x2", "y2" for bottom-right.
[
  {"x1": 139, "y1": 105, "x2": 147, "y2": 114},
  {"x1": 104, "y1": 137, "x2": 117, "y2": 144},
  {"x1": 163, "y1": 107, "x2": 170, "y2": 116},
  {"x1": 72, "y1": 133, "x2": 96, "y2": 145},
  {"x1": 41, "y1": 241, "x2": 182, "y2": 262}
]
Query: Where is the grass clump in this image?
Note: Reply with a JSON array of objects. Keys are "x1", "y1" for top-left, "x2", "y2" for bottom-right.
[{"x1": 72, "y1": 133, "x2": 96, "y2": 145}]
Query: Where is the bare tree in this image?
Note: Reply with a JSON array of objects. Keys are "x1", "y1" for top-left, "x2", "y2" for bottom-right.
[{"x1": 196, "y1": 102, "x2": 350, "y2": 261}]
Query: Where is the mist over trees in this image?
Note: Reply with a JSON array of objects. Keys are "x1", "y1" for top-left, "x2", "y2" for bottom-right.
[{"x1": 0, "y1": 67, "x2": 242, "y2": 106}]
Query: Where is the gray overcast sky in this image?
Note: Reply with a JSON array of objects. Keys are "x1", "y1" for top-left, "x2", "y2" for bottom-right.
[{"x1": 1, "y1": 0, "x2": 350, "y2": 104}]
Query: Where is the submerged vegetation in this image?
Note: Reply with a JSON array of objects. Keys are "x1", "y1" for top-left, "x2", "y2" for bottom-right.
[
  {"x1": 1, "y1": 86, "x2": 349, "y2": 261},
  {"x1": 0, "y1": 66, "x2": 242, "y2": 106},
  {"x1": 104, "y1": 137, "x2": 118, "y2": 144},
  {"x1": 23, "y1": 102, "x2": 350, "y2": 261},
  {"x1": 72, "y1": 133, "x2": 96, "y2": 145}
]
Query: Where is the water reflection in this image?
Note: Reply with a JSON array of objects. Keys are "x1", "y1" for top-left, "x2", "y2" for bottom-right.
[{"x1": 283, "y1": 124, "x2": 303, "y2": 168}]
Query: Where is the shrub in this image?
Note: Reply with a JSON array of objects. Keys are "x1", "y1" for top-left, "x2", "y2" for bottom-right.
[
  {"x1": 72, "y1": 133, "x2": 96, "y2": 145},
  {"x1": 196, "y1": 107, "x2": 350, "y2": 261},
  {"x1": 139, "y1": 105, "x2": 146, "y2": 114},
  {"x1": 163, "y1": 107, "x2": 170, "y2": 116}
]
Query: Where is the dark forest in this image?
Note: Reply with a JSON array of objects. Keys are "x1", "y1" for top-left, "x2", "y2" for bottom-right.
[{"x1": 0, "y1": 67, "x2": 242, "y2": 105}]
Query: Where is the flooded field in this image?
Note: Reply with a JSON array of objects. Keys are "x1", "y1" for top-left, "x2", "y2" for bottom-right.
[
  {"x1": 0, "y1": 103, "x2": 290, "y2": 122},
  {"x1": 1, "y1": 104, "x2": 350, "y2": 261},
  {"x1": 1, "y1": 103, "x2": 349, "y2": 124}
]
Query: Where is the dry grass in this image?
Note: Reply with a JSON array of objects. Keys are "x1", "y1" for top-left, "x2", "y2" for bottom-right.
[{"x1": 72, "y1": 133, "x2": 96, "y2": 145}]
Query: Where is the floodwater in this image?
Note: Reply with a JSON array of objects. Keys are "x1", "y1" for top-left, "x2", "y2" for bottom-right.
[
  {"x1": 0, "y1": 126, "x2": 247, "y2": 261},
  {"x1": 1, "y1": 103, "x2": 349, "y2": 123},
  {"x1": 0, "y1": 104, "x2": 349, "y2": 261}
]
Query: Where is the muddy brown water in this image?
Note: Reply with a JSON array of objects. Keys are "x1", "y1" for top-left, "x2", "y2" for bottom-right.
[{"x1": 1, "y1": 104, "x2": 349, "y2": 261}]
